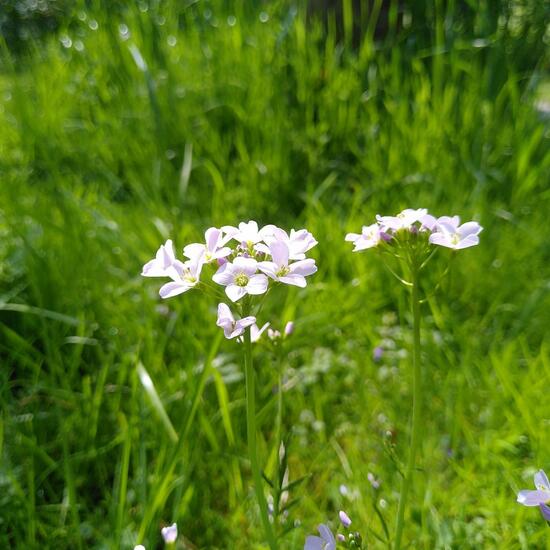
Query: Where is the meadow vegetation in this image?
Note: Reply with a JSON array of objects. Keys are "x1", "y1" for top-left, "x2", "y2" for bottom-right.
[{"x1": 1, "y1": 1, "x2": 549, "y2": 548}]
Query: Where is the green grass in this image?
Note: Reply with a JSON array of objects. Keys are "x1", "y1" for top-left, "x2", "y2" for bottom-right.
[{"x1": 1, "y1": 1, "x2": 549, "y2": 548}]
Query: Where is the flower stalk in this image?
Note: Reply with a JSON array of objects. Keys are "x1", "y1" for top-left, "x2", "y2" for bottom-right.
[
  {"x1": 244, "y1": 317, "x2": 278, "y2": 550},
  {"x1": 393, "y1": 259, "x2": 422, "y2": 550}
]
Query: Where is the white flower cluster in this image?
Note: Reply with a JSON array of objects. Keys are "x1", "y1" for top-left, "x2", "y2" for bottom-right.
[
  {"x1": 142, "y1": 221, "x2": 317, "y2": 339},
  {"x1": 345, "y1": 208, "x2": 483, "y2": 252}
]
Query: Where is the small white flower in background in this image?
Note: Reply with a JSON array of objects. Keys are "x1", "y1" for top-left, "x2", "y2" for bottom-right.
[
  {"x1": 213, "y1": 257, "x2": 268, "y2": 301},
  {"x1": 345, "y1": 223, "x2": 381, "y2": 251},
  {"x1": 183, "y1": 227, "x2": 231, "y2": 263},
  {"x1": 267, "y1": 328, "x2": 281, "y2": 340},
  {"x1": 258, "y1": 241, "x2": 317, "y2": 287},
  {"x1": 134, "y1": 546, "x2": 146, "y2": 550},
  {"x1": 216, "y1": 303, "x2": 256, "y2": 339},
  {"x1": 429, "y1": 219, "x2": 483, "y2": 250},
  {"x1": 161, "y1": 522, "x2": 178, "y2": 544}
]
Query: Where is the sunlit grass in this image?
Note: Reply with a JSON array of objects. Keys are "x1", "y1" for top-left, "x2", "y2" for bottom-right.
[{"x1": 1, "y1": 1, "x2": 549, "y2": 548}]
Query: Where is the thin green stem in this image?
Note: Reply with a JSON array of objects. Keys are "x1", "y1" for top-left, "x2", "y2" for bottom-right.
[
  {"x1": 244, "y1": 328, "x2": 278, "y2": 550},
  {"x1": 393, "y1": 264, "x2": 422, "y2": 550}
]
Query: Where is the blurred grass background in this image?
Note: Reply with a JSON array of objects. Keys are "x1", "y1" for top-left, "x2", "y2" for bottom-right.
[{"x1": 1, "y1": 0, "x2": 550, "y2": 548}]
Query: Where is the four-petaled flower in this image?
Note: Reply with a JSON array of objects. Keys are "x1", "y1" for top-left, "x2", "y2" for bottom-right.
[
  {"x1": 429, "y1": 219, "x2": 483, "y2": 250},
  {"x1": 141, "y1": 239, "x2": 184, "y2": 279},
  {"x1": 258, "y1": 241, "x2": 317, "y2": 287},
  {"x1": 257, "y1": 226, "x2": 318, "y2": 260},
  {"x1": 376, "y1": 208, "x2": 428, "y2": 232},
  {"x1": 183, "y1": 227, "x2": 231, "y2": 263},
  {"x1": 304, "y1": 524, "x2": 336, "y2": 550},
  {"x1": 213, "y1": 257, "x2": 269, "y2": 302},
  {"x1": 216, "y1": 303, "x2": 256, "y2": 339},
  {"x1": 517, "y1": 469, "x2": 550, "y2": 520},
  {"x1": 345, "y1": 223, "x2": 381, "y2": 251},
  {"x1": 222, "y1": 220, "x2": 273, "y2": 247},
  {"x1": 142, "y1": 240, "x2": 203, "y2": 299}
]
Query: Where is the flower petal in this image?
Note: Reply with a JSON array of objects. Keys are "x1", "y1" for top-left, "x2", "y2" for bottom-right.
[
  {"x1": 279, "y1": 274, "x2": 307, "y2": 287},
  {"x1": 213, "y1": 263, "x2": 236, "y2": 286},
  {"x1": 246, "y1": 274, "x2": 268, "y2": 295},
  {"x1": 345, "y1": 232, "x2": 361, "y2": 242},
  {"x1": 517, "y1": 489, "x2": 550, "y2": 506},
  {"x1": 535, "y1": 470, "x2": 550, "y2": 491},
  {"x1": 233, "y1": 256, "x2": 258, "y2": 276},
  {"x1": 226, "y1": 284, "x2": 247, "y2": 302},
  {"x1": 159, "y1": 281, "x2": 190, "y2": 299},
  {"x1": 289, "y1": 259, "x2": 317, "y2": 277},
  {"x1": 257, "y1": 261, "x2": 278, "y2": 279},
  {"x1": 540, "y1": 503, "x2": 550, "y2": 521},
  {"x1": 304, "y1": 536, "x2": 324, "y2": 550},
  {"x1": 270, "y1": 240, "x2": 289, "y2": 267}
]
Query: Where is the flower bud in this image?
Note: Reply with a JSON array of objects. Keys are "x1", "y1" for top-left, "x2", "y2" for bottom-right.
[
  {"x1": 161, "y1": 523, "x2": 177, "y2": 544},
  {"x1": 284, "y1": 321, "x2": 294, "y2": 336},
  {"x1": 339, "y1": 510, "x2": 352, "y2": 527}
]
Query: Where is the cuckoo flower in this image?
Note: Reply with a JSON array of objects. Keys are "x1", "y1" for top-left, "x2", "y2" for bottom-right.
[
  {"x1": 213, "y1": 257, "x2": 268, "y2": 302},
  {"x1": 216, "y1": 303, "x2": 256, "y2": 339},
  {"x1": 183, "y1": 227, "x2": 231, "y2": 263},
  {"x1": 222, "y1": 220, "x2": 272, "y2": 247},
  {"x1": 429, "y1": 220, "x2": 483, "y2": 249},
  {"x1": 376, "y1": 208, "x2": 428, "y2": 232},
  {"x1": 345, "y1": 223, "x2": 381, "y2": 251},
  {"x1": 304, "y1": 524, "x2": 336, "y2": 550},
  {"x1": 258, "y1": 226, "x2": 318, "y2": 260},
  {"x1": 258, "y1": 241, "x2": 317, "y2": 287},
  {"x1": 517, "y1": 470, "x2": 550, "y2": 520},
  {"x1": 158, "y1": 257, "x2": 203, "y2": 299},
  {"x1": 141, "y1": 239, "x2": 184, "y2": 279}
]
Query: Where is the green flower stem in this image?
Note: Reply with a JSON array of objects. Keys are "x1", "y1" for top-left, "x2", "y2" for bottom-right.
[
  {"x1": 244, "y1": 327, "x2": 278, "y2": 550},
  {"x1": 393, "y1": 262, "x2": 422, "y2": 550}
]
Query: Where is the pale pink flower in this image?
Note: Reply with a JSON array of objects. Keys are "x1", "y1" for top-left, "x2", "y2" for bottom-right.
[
  {"x1": 517, "y1": 469, "x2": 550, "y2": 521},
  {"x1": 141, "y1": 239, "x2": 184, "y2": 279},
  {"x1": 304, "y1": 524, "x2": 336, "y2": 550},
  {"x1": 258, "y1": 241, "x2": 317, "y2": 287},
  {"x1": 257, "y1": 226, "x2": 318, "y2": 260},
  {"x1": 212, "y1": 257, "x2": 268, "y2": 302},
  {"x1": 345, "y1": 223, "x2": 381, "y2": 251},
  {"x1": 183, "y1": 227, "x2": 231, "y2": 263},
  {"x1": 216, "y1": 303, "x2": 256, "y2": 339},
  {"x1": 158, "y1": 256, "x2": 203, "y2": 299},
  {"x1": 376, "y1": 208, "x2": 428, "y2": 232},
  {"x1": 429, "y1": 220, "x2": 483, "y2": 249},
  {"x1": 221, "y1": 220, "x2": 272, "y2": 246}
]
